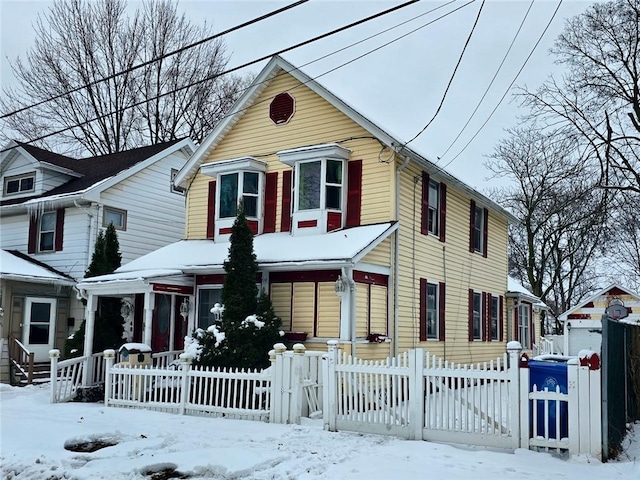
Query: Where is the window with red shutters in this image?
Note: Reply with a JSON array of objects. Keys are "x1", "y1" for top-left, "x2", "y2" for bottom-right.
[{"x1": 439, "y1": 183, "x2": 446, "y2": 242}]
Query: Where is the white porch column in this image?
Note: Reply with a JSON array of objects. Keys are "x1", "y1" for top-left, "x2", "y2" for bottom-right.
[
  {"x1": 337, "y1": 268, "x2": 356, "y2": 357},
  {"x1": 81, "y1": 293, "x2": 97, "y2": 386},
  {"x1": 143, "y1": 292, "x2": 155, "y2": 347}
]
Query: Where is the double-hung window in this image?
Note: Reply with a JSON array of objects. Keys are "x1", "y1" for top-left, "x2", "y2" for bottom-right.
[
  {"x1": 470, "y1": 200, "x2": 488, "y2": 255},
  {"x1": 491, "y1": 295, "x2": 499, "y2": 341},
  {"x1": 426, "y1": 282, "x2": 439, "y2": 339},
  {"x1": 297, "y1": 159, "x2": 343, "y2": 212},
  {"x1": 472, "y1": 291, "x2": 482, "y2": 340},
  {"x1": 427, "y1": 180, "x2": 439, "y2": 235},
  {"x1": 39, "y1": 212, "x2": 56, "y2": 251},
  {"x1": 518, "y1": 303, "x2": 531, "y2": 349},
  {"x1": 220, "y1": 171, "x2": 260, "y2": 218},
  {"x1": 197, "y1": 287, "x2": 223, "y2": 330}
]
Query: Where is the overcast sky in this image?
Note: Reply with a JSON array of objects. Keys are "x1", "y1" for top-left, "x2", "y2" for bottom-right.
[{"x1": 0, "y1": 0, "x2": 597, "y2": 192}]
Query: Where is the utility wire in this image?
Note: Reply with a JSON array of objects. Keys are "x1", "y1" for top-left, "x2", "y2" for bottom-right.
[
  {"x1": 439, "y1": 0, "x2": 564, "y2": 170},
  {"x1": 4, "y1": 0, "x2": 422, "y2": 148},
  {"x1": 0, "y1": 0, "x2": 310, "y2": 119},
  {"x1": 438, "y1": 0, "x2": 535, "y2": 159},
  {"x1": 403, "y1": 0, "x2": 486, "y2": 147}
]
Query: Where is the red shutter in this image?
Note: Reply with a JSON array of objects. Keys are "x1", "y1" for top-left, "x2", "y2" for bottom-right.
[
  {"x1": 482, "y1": 292, "x2": 488, "y2": 341},
  {"x1": 28, "y1": 214, "x2": 38, "y2": 253},
  {"x1": 54, "y1": 208, "x2": 65, "y2": 251},
  {"x1": 482, "y1": 208, "x2": 489, "y2": 258},
  {"x1": 419, "y1": 278, "x2": 427, "y2": 342},
  {"x1": 439, "y1": 183, "x2": 446, "y2": 242},
  {"x1": 281, "y1": 170, "x2": 292, "y2": 232},
  {"x1": 469, "y1": 200, "x2": 476, "y2": 252},
  {"x1": 206, "y1": 180, "x2": 216, "y2": 239},
  {"x1": 421, "y1": 171, "x2": 429, "y2": 235},
  {"x1": 438, "y1": 282, "x2": 446, "y2": 341},
  {"x1": 346, "y1": 160, "x2": 362, "y2": 227},
  {"x1": 468, "y1": 289, "x2": 474, "y2": 341},
  {"x1": 264, "y1": 172, "x2": 278, "y2": 233}
]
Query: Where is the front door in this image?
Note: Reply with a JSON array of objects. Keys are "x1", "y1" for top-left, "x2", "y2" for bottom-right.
[
  {"x1": 151, "y1": 294, "x2": 171, "y2": 352},
  {"x1": 22, "y1": 297, "x2": 56, "y2": 362}
]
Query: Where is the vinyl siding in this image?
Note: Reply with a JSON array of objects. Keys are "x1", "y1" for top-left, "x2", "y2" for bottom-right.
[
  {"x1": 316, "y1": 283, "x2": 340, "y2": 337},
  {"x1": 291, "y1": 283, "x2": 315, "y2": 335},
  {"x1": 270, "y1": 283, "x2": 292, "y2": 331},
  {"x1": 395, "y1": 161, "x2": 509, "y2": 363},
  {"x1": 186, "y1": 73, "x2": 394, "y2": 239},
  {"x1": 100, "y1": 150, "x2": 188, "y2": 266}
]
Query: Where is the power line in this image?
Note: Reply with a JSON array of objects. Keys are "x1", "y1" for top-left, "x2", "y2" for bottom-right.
[
  {"x1": 438, "y1": 0, "x2": 535, "y2": 160},
  {"x1": 4, "y1": 0, "x2": 422, "y2": 149},
  {"x1": 403, "y1": 0, "x2": 486, "y2": 147},
  {"x1": 0, "y1": 0, "x2": 310, "y2": 119},
  {"x1": 439, "y1": 0, "x2": 565, "y2": 171}
]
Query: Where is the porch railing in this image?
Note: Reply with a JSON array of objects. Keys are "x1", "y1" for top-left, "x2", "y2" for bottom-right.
[{"x1": 8, "y1": 335, "x2": 34, "y2": 384}]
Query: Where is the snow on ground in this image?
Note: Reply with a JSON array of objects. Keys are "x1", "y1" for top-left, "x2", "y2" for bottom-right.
[{"x1": 1, "y1": 383, "x2": 638, "y2": 480}]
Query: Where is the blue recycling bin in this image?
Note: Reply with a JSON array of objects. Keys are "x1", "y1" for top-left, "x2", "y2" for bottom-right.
[{"x1": 529, "y1": 359, "x2": 569, "y2": 439}]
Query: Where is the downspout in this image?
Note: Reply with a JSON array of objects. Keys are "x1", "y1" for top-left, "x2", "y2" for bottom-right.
[
  {"x1": 394, "y1": 154, "x2": 411, "y2": 357},
  {"x1": 74, "y1": 200, "x2": 99, "y2": 273}
]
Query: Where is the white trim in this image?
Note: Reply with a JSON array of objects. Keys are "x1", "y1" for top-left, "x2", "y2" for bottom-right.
[
  {"x1": 558, "y1": 283, "x2": 640, "y2": 321},
  {"x1": 200, "y1": 157, "x2": 266, "y2": 176}
]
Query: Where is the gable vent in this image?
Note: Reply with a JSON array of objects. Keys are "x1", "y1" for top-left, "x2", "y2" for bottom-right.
[{"x1": 270, "y1": 92, "x2": 295, "y2": 125}]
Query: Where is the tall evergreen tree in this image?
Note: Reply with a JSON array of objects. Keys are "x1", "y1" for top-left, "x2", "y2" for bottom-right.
[
  {"x1": 66, "y1": 223, "x2": 125, "y2": 357},
  {"x1": 190, "y1": 202, "x2": 281, "y2": 369}
]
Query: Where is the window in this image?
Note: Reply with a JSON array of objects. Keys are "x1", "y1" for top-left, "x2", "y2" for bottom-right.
[
  {"x1": 470, "y1": 200, "x2": 488, "y2": 255},
  {"x1": 297, "y1": 159, "x2": 343, "y2": 212},
  {"x1": 170, "y1": 168, "x2": 185, "y2": 194},
  {"x1": 472, "y1": 291, "x2": 482, "y2": 340},
  {"x1": 426, "y1": 282, "x2": 439, "y2": 339},
  {"x1": 39, "y1": 212, "x2": 56, "y2": 251},
  {"x1": 103, "y1": 207, "x2": 127, "y2": 230},
  {"x1": 427, "y1": 180, "x2": 439, "y2": 235},
  {"x1": 197, "y1": 287, "x2": 223, "y2": 330},
  {"x1": 518, "y1": 303, "x2": 531, "y2": 349},
  {"x1": 4, "y1": 173, "x2": 35, "y2": 195},
  {"x1": 491, "y1": 295, "x2": 499, "y2": 341},
  {"x1": 220, "y1": 171, "x2": 259, "y2": 218}
]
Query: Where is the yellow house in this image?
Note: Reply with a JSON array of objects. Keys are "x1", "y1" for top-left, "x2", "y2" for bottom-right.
[{"x1": 78, "y1": 56, "x2": 519, "y2": 364}]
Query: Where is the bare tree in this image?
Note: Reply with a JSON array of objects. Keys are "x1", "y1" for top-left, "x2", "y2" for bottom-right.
[
  {"x1": 487, "y1": 125, "x2": 611, "y2": 332},
  {"x1": 520, "y1": 0, "x2": 640, "y2": 193},
  {"x1": 0, "y1": 0, "x2": 250, "y2": 155},
  {"x1": 606, "y1": 192, "x2": 640, "y2": 291}
]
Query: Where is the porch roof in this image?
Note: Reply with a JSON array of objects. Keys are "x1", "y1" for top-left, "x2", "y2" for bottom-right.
[
  {"x1": 1, "y1": 249, "x2": 76, "y2": 286},
  {"x1": 77, "y1": 222, "x2": 397, "y2": 288}
]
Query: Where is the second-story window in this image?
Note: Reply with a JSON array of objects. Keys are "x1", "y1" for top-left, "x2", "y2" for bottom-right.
[
  {"x1": 220, "y1": 172, "x2": 259, "y2": 218},
  {"x1": 4, "y1": 173, "x2": 35, "y2": 195},
  {"x1": 39, "y1": 212, "x2": 56, "y2": 251},
  {"x1": 427, "y1": 180, "x2": 439, "y2": 235},
  {"x1": 297, "y1": 159, "x2": 343, "y2": 212}
]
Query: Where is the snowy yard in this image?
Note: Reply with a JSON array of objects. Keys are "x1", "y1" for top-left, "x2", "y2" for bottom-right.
[{"x1": 1, "y1": 383, "x2": 637, "y2": 480}]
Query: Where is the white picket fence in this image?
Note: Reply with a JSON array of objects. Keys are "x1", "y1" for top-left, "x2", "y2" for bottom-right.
[{"x1": 50, "y1": 341, "x2": 602, "y2": 458}]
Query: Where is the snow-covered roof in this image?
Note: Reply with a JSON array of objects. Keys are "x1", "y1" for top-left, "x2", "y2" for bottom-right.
[
  {"x1": 78, "y1": 222, "x2": 397, "y2": 287},
  {"x1": 1, "y1": 249, "x2": 75, "y2": 285},
  {"x1": 506, "y1": 276, "x2": 546, "y2": 308}
]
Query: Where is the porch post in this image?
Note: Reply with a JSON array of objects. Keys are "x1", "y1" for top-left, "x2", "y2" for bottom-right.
[
  {"x1": 81, "y1": 293, "x2": 97, "y2": 386},
  {"x1": 143, "y1": 292, "x2": 155, "y2": 348}
]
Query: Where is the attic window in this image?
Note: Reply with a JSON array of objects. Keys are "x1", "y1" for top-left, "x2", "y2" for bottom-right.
[
  {"x1": 4, "y1": 173, "x2": 35, "y2": 195},
  {"x1": 270, "y1": 92, "x2": 295, "y2": 125}
]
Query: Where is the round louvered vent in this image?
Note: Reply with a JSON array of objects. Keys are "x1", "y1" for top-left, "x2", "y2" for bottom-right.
[{"x1": 269, "y1": 92, "x2": 295, "y2": 125}]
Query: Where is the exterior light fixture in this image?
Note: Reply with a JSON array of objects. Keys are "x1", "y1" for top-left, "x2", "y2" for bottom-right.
[
  {"x1": 335, "y1": 275, "x2": 347, "y2": 298},
  {"x1": 566, "y1": 322, "x2": 571, "y2": 331},
  {"x1": 210, "y1": 303, "x2": 224, "y2": 322},
  {"x1": 179, "y1": 298, "x2": 191, "y2": 319}
]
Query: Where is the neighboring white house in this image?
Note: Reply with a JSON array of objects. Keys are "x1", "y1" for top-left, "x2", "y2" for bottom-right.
[
  {"x1": 0, "y1": 138, "x2": 195, "y2": 372},
  {"x1": 558, "y1": 284, "x2": 640, "y2": 356},
  {"x1": 505, "y1": 276, "x2": 549, "y2": 354}
]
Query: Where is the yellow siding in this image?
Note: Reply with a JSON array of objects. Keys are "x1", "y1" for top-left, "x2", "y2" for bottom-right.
[
  {"x1": 361, "y1": 238, "x2": 391, "y2": 266},
  {"x1": 370, "y1": 285, "x2": 387, "y2": 334},
  {"x1": 185, "y1": 72, "x2": 395, "y2": 239},
  {"x1": 292, "y1": 283, "x2": 315, "y2": 335},
  {"x1": 355, "y1": 342, "x2": 392, "y2": 361},
  {"x1": 316, "y1": 283, "x2": 340, "y2": 337},
  {"x1": 271, "y1": 283, "x2": 292, "y2": 331},
  {"x1": 395, "y1": 161, "x2": 509, "y2": 363},
  {"x1": 355, "y1": 283, "x2": 369, "y2": 337}
]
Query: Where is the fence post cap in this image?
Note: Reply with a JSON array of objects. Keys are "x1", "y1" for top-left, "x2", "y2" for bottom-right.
[
  {"x1": 103, "y1": 349, "x2": 116, "y2": 358},
  {"x1": 49, "y1": 349, "x2": 60, "y2": 358},
  {"x1": 268, "y1": 349, "x2": 276, "y2": 361},
  {"x1": 274, "y1": 343, "x2": 287, "y2": 354},
  {"x1": 293, "y1": 343, "x2": 306, "y2": 354},
  {"x1": 327, "y1": 339, "x2": 339, "y2": 347},
  {"x1": 506, "y1": 341, "x2": 522, "y2": 352},
  {"x1": 179, "y1": 353, "x2": 193, "y2": 364}
]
